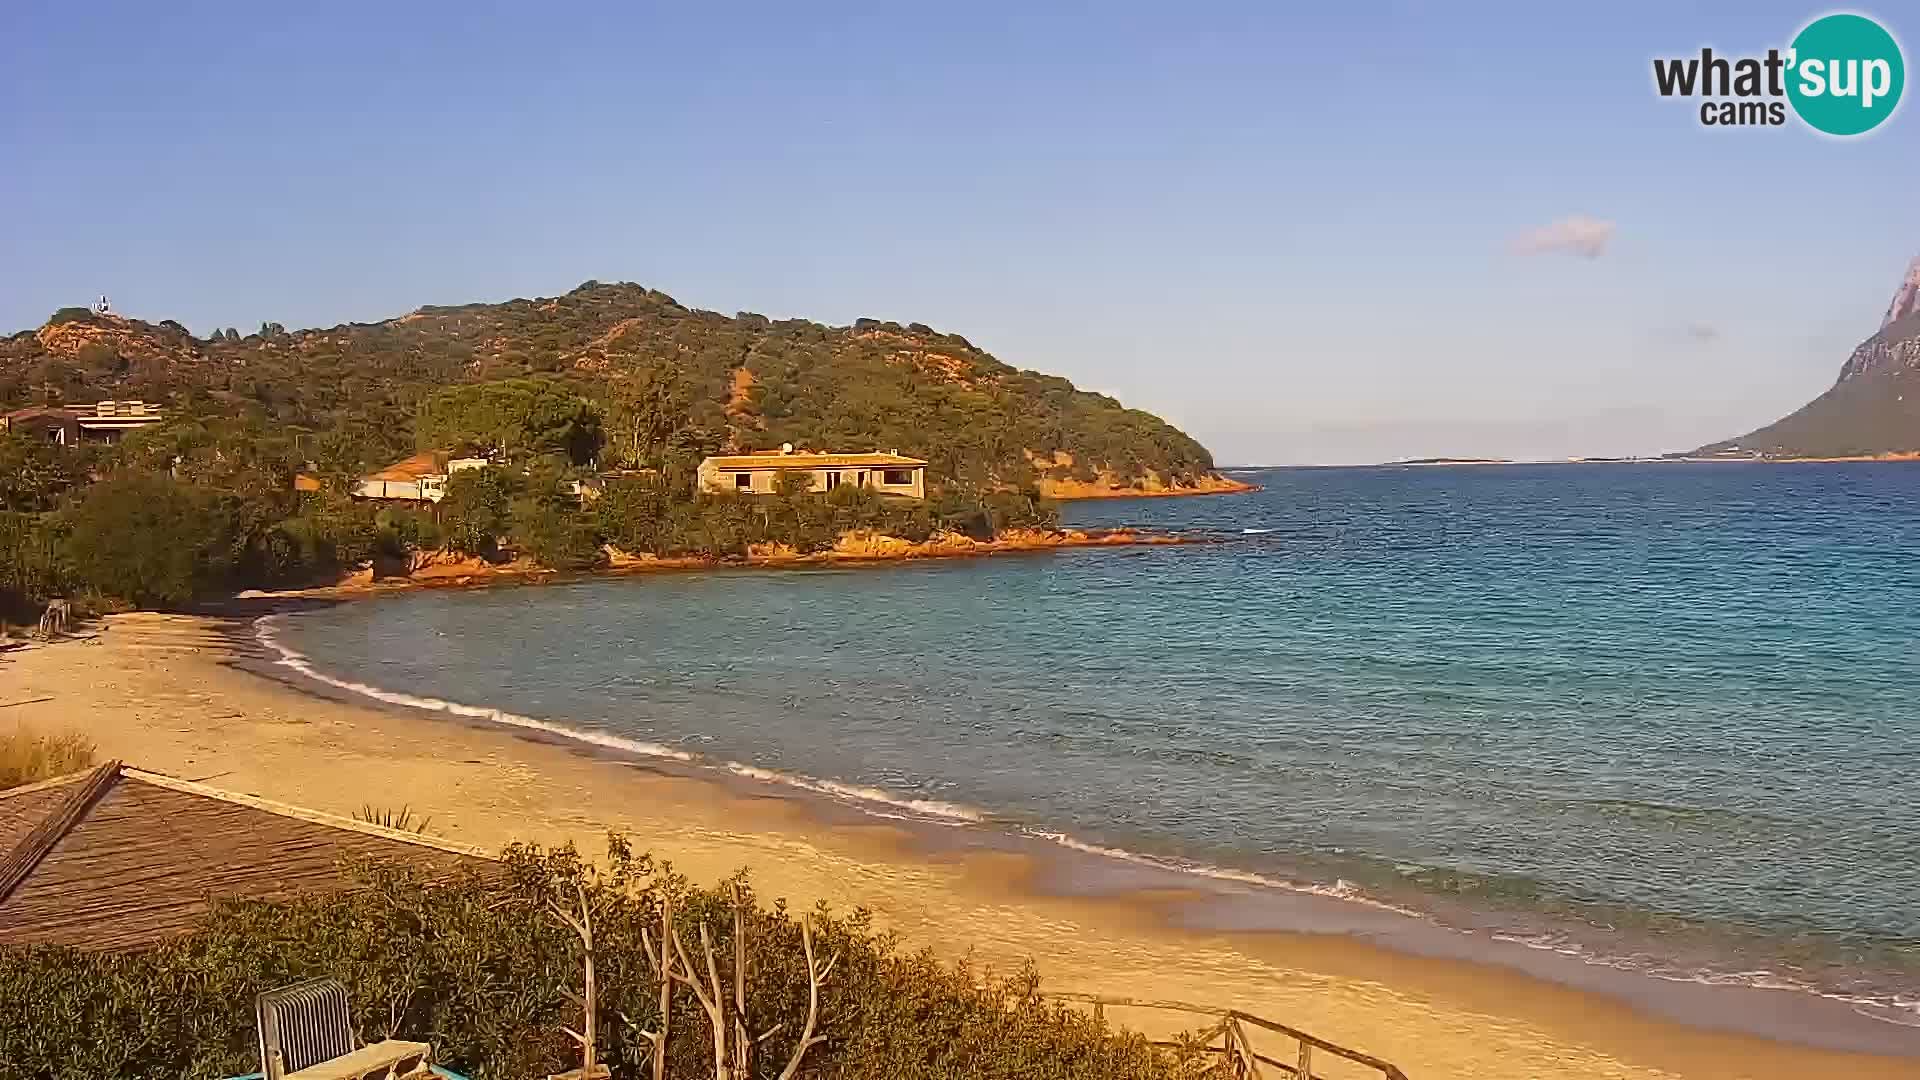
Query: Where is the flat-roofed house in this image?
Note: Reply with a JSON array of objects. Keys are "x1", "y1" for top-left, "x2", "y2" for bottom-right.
[
  {"x1": 697, "y1": 447, "x2": 927, "y2": 499},
  {"x1": 1, "y1": 400, "x2": 164, "y2": 446}
]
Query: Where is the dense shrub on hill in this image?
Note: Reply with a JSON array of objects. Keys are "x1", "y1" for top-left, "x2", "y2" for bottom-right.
[{"x1": 0, "y1": 839, "x2": 1199, "y2": 1080}]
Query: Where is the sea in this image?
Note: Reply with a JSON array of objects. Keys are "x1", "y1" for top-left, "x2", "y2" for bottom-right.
[{"x1": 258, "y1": 463, "x2": 1920, "y2": 1050}]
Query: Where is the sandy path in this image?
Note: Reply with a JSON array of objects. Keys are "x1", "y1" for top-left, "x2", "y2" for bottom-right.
[{"x1": 3, "y1": 612, "x2": 1914, "y2": 1080}]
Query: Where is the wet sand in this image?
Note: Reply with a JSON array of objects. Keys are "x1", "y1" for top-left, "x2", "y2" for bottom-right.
[{"x1": 4, "y1": 611, "x2": 1916, "y2": 1080}]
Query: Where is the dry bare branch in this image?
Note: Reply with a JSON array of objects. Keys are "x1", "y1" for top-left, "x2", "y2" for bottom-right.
[
  {"x1": 549, "y1": 882, "x2": 598, "y2": 1079},
  {"x1": 731, "y1": 882, "x2": 751, "y2": 1080},
  {"x1": 777, "y1": 914, "x2": 836, "y2": 1080}
]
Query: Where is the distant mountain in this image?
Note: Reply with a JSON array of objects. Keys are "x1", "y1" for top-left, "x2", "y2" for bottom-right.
[
  {"x1": 0, "y1": 282, "x2": 1241, "y2": 496},
  {"x1": 1699, "y1": 258, "x2": 1920, "y2": 458}
]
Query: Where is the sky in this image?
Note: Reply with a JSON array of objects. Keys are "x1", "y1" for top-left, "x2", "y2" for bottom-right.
[{"x1": 4, "y1": 2, "x2": 1917, "y2": 465}]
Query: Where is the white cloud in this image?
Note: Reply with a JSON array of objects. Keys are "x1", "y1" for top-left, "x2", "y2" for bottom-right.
[{"x1": 1509, "y1": 214, "x2": 1616, "y2": 259}]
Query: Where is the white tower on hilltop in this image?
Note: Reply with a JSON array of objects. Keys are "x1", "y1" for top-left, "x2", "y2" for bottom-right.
[
  {"x1": 1883, "y1": 258, "x2": 1920, "y2": 329},
  {"x1": 91, "y1": 295, "x2": 112, "y2": 316}
]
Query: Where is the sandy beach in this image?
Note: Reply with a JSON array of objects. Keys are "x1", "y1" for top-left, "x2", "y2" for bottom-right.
[{"x1": 5, "y1": 612, "x2": 1916, "y2": 1080}]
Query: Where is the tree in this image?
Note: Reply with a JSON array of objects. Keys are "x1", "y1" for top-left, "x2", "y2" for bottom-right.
[
  {"x1": 594, "y1": 476, "x2": 675, "y2": 555},
  {"x1": 416, "y1": 378, "x2": 605, "y2": 465},
  {"x1": 439, "y1": 468, "x2": 512, "y2": 556},
  {"x1": 609, "y1": 367, "x2": 692, "y2": 469},
  {"x1": 510, "y1": 495, "x2": 604, "y2": 570},
  {"x1": 61, "y1": 473, "x2": 234, "y2": 608},
  {"x1": 0, "y1": 433, "x2": 86, "y2": 512}
]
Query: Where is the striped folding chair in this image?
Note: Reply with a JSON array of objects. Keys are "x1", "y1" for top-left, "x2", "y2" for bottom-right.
[
  {"x1": 257, "y1": 979, "x2": 357, "y2": 1078},
  {"x1": 236, "y1": 978, "x2": 461, "y2": 1080}
]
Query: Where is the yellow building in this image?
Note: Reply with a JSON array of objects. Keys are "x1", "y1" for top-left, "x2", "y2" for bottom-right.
[{"x1": 696, "y1": 446, "x2": 927, "y2": 499}]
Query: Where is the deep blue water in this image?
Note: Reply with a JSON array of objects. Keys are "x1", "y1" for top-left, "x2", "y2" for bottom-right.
[{"x1": 269, "y1": 463, "x2": 1920, "y2": 1015}]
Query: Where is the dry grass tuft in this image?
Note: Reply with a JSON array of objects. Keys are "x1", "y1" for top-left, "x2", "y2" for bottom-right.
[{"x1": 0, "y1": 726, "x2": 98, "y2": 792}]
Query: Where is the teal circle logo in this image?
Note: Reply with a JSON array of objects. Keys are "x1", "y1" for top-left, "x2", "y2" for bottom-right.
[{"x1": 1786, "y1": 13, "x2": 1904, "y2": 135}]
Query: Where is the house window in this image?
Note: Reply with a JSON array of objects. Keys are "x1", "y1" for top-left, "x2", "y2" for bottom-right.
[
  {"x1": 734, "y1": 472, "x2": 753, "y2": 489},
  {"x1": 824, "y1": 470, "x2": 842, "y2": 490},
  {"x1": 882, "y1": 469, "x2": 913, "y2": 486}
]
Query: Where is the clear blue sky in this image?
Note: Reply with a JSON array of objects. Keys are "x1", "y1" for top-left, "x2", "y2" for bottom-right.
[{"x1": 4, "y1": 2, "x2": 1915, "y2": 464}]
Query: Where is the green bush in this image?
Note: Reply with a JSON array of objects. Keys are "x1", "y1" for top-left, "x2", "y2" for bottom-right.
[
  {"x1": 0, "y1": 839, "x2": 1196, "y2": 1080},
  {"x1": 0, "y1": 434, "x2": 87, "y2": 513},
  {"x1": 439, "y1": 469, "x2": 514, "y2": 557},
  {"x1": 0, "y1": 511, "x2": 62, "y2": 620},
  {"x1": 509, "y1": 496, "x2": 604, "y2": 571},
  {"x1": 59, "y1": 473, "x2": 236, "y2": 608},
  {"x1": 375, "y1": 505, "x2": 444, "y2": 558},
  {"x1": 594, "y1": 475, "x2": 674, "y2": 554},
  {"x1": 931, "y1": 487, "x2": 1058, "y2": 540}
]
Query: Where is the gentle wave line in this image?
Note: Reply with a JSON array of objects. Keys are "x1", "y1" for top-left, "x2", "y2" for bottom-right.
[
  {"x1": 251, "y1": 612, "x2": 1920, "y2": 1025},
  {"x1": 254, "y1": 615, "x2": 694, "y2": 763}
]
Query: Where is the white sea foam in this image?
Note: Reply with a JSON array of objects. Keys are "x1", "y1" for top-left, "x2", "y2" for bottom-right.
[
  {"x1": 253, "y1": 615, "x2": 693, "y2": 762},
  {"x1": 1240, "y1": 527, "x2": 1275, "y2": 534},
  {"x1": 254, "y1": 614, "x2": 979, "y2": 824},
  {"x1": 722, "y1": 762, "x2": 983, "y2": 823},
  {"x1": 1020, "y1": 828, "x2": 1426, "y2": 916}
]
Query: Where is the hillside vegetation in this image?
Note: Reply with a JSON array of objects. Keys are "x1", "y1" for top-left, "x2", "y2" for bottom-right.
[
  {"x1": 0, "y1": 284, "x2": 1232, "y2": 615},
  {"x1": 2, "y1": 283, "x2": 1220, "y2": 491}
]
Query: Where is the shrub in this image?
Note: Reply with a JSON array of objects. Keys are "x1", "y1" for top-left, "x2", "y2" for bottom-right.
[
  {"x1": 594, "y1": 475, "x2": 674, "y2": 554},
  {"x1": 509, "y1": 496, "x2": 604, "y2": 571},
  {"x1": 0, "y1": 511, "x2": 62, "y2": 620},
  {"x1": 59, "y1": 472, "x2": 236, "y2": 608},
  {"x1": 0, "y1": 433, "x2": 87, "y2": 513},
  {"x1": 0, "y1": 726, "x2": 96, "y2": 791},
  {"x1": 931, "y1": 487, "x2": 1058, "y2": 540},
  {"x1": 0, "y1": 838, "x2": 1195, "y2": 1080},
  {"x1": 439, "y1": 469, "x2": 513, "y2": 557},
  {"x1": 375, "y1": 505, "x2": 443, "y2": 557}
]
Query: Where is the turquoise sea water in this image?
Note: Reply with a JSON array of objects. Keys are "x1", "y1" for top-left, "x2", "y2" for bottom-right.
[{"x1": 266, "y1": 463, "x2": 1920, "y2": 1026}]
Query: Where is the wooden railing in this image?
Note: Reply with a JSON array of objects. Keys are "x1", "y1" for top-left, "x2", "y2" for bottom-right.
[{"x1": 1043, "y1": 992, "x2": 1409, "y2": 1080}]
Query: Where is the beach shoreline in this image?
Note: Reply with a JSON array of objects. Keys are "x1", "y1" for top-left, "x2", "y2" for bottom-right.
[{"x1": 5, "y1": 613, "x2": 1917, "y2": 1078}]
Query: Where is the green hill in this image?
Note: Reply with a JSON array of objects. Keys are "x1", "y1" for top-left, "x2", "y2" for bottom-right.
[{"x1": 1, "y1": 282, "x2": 1227, "y2": 493}]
